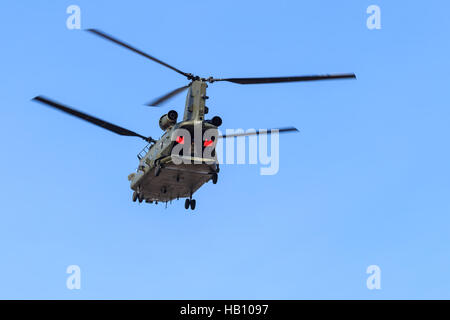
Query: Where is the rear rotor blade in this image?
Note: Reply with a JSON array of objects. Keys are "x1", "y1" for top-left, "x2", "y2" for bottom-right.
[
  {"x1": 145, "y1": 85, "x2": 189, "y2": 107},
  {"x1": 219, "y1": 127, "x2": 299, "y2": 139},
  {"x1": 212, "y1": 73, "x2": 356, "y2": 85},
  {"x1": 86, "y1": 29, "x2": 190, "y2": 78},
  {"x1": 32, "y1": 96, "x2": 152, "y2": 142}
]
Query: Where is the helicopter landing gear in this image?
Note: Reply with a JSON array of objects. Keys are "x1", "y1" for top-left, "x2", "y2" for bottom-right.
[
  {"x1": 134, "y1": 186, "x2": 144, "y2": 203},
  {"x1": 212, "y1": 173, "x2": 218, "y2": 184},
  {"x1": 184, "y1": 197, "x2": 196, "y2": 210},
  {"x1": 133, "y1": 190, "x2": 144, "y2": 203}
]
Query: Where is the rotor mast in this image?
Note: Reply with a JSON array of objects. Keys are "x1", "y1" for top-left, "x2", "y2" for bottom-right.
[{"x1": 183, "y1": 80, "x2": 208, "y2": 122}]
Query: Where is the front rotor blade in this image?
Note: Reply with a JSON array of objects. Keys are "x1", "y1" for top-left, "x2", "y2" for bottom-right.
[
  {"x1": 86, "y1": 29, "x2": 190, "y2": 78},
  {"x1": 219, "y1": 127, "x2": 299, "y2": 139},
  {"x1": 145, "y1": 85, "x2": 189, "y2": 107},
  {"x1": 213, "y1": 73, "x2": 356, "y2": 84},
  {"x1": 32, "y1": 96, "x2": 151, "y2": 141}
]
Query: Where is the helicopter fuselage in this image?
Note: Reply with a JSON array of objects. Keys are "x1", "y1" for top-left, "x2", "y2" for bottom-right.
[
  {"x1": 128, "y1": 120, "x2": 220, "y2": 203},
  {"x1": 128, "y1": 80, "x2": 220, "y2": 204}
]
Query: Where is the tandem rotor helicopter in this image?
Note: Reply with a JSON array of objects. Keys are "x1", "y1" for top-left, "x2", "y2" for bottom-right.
[{"x1": 32, "y1": 29, "x2": 356, "y2": 210}]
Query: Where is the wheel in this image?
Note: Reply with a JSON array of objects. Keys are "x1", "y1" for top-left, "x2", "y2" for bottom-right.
[
  {"x1": 212, "y1": 173, "x2": 218, "y2": 184},
  {"x1": 185, "y1": 199, "x2": 190, "y2": 209},
  {"x1": 190, "y1": 199, "x2": 196, "y2": 210},
  {"x1": 132, "y1": 191, "x2": 138, "y2": 202},
  {"x1": 138, "y1": 193, "x2": 144, "y2": 203}
]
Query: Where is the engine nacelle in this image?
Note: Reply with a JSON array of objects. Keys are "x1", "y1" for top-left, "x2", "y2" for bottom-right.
[{"x1": 159, "y1": 110, "x2": 178, "y2": 131}]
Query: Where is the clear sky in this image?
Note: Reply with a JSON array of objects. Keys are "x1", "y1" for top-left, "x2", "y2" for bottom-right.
[{"x1": 1, "y1": 0, "x2": 449, "y2": 299}]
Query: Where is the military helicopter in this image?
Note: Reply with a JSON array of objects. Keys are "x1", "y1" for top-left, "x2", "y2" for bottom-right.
[{"x1": 32, "y1": 29, "x2": 356, "y2": 210}]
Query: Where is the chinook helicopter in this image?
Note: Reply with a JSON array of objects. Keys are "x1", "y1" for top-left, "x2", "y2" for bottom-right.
[{"x1": 32, "y1": 29, "x2": 356, "y2": 210}]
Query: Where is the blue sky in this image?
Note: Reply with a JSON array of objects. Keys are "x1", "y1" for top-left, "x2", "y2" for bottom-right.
[{"x1": 0, "y1": 0, "x2": 449, "y2": 299}]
